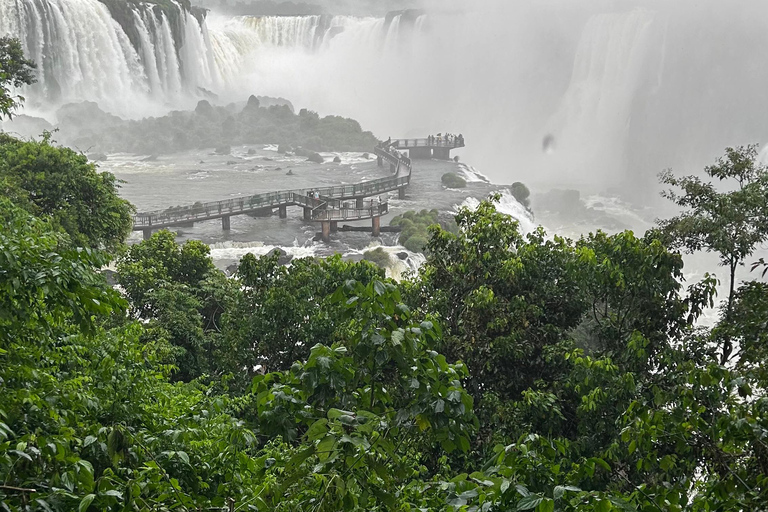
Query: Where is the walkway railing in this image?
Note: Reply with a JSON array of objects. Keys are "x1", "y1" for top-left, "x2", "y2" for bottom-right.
[
  {"x1": 392, "y1": 137, "x2": 465, "y2": 149},
  {"x1": 313, "y1": 201, "x2": 389, "y2": 221},
  {"x1": 132, "y1": 144, "x2": 413, "y2": 230}
]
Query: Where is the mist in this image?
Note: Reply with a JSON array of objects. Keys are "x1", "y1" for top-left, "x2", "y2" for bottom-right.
[{"x1": 3, "y1": 0, "x2": 768, "y2": 196}]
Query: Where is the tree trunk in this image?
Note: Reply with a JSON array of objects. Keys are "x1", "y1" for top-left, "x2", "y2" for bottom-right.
[{"x1": 721, "y1": 258, "x2": 738, "y2": 365}]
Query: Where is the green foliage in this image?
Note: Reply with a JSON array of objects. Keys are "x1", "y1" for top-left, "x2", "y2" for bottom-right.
[
  {"x1": 226, "y1": 253, "x2": 384, "y2": 375},
  {"x1": 7, "y1": 142, "x2": 768, "y2": 511},
  {"x1": 116, "y1": 230, "x2": 233, "y2": 381},
  {"x1": 363, "y1": 247, "x2": 392, "y2": 269},
  {"x1": 391, "y1": 208, "x2": 454, "y2": 254},
  {"x1": 0, "y1": 132, "x2": 133, "y2": 251},
  {"x1": 658, "y1": 144, "x2": 768, "y2": 363},
  {"x1": 0, "y1": 37, "x2": 36, "y2": 120},
  {"x1": 68, "y1": 101, "x2": 379, "y2": 155},
  {"x1": 442, "y1": 172, "x2": 466, "y2": 188}
]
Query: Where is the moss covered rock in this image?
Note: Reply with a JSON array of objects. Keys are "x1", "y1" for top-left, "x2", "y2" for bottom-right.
[{"x1": 441, "y1": 172, "x2": 466, "y2": 189}]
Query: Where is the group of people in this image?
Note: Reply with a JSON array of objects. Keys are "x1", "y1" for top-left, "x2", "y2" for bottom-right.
[
  {"x1": 427, "y1": 133, "x2": 464, "y2": 147},
  {"x1": 307, "y1": 190, "x2": 320, "y2": 200}
]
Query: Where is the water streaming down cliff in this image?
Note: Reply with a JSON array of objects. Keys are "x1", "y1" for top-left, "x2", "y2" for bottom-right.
[
  {"x1": 0, "y1": 1, "x2": 415, "y2": 117},
  {"x1": 4, "y1": 1, "x2": 768, "y2": 190},
  {"x1": 0, "y1": 0, "x2": 224, "y2": 115}
]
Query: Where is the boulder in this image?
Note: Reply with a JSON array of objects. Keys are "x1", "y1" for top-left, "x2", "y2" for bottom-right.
[
  {"x1": 215, "y1": 145, "x2": 231, "y2": 155},
  {"x1": 266, "y1": 248, "x2": 294, "y2": 265},
  {"x1": 307, "y1": 152, "x2": 324, "y2": 164},
  {"x1": 333, "y1": 156, "x2": 342, "y2": 163},
  {"x1": 397, "y1": 252, "x2": 409, "y2": 260}
]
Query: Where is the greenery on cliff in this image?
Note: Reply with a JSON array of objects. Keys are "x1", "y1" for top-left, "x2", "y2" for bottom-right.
[
  {"x1": 4, "y1": 41, "x2": 768, "y2": 512},
  {"x1": 58, "y1": 97, "x2": 379, "y2": 155}
]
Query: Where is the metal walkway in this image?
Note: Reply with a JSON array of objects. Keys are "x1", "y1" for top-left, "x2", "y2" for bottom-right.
[{"x1": 132, "y1": 143, "x2": 415, "y2": 240}]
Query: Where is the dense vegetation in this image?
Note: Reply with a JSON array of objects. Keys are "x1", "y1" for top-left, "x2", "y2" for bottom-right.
[
  {"x1": 3, "y1": 41, "x2": 768, "y2": 512},
  {"x1": 0, "y1": 37, "x2": 36, "y2": 120},
  {"x1": 0, "y1": 132, "x2": 133, "y2": 251},
  {"x1": 58, "y1": 97, "x2": 379, "y2": 156},
  {"x1": 390, "y1": 209, "x2": 457, "y2": 253}
]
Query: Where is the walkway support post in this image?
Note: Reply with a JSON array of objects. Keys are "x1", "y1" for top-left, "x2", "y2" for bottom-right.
[
  {"x1": 330, "y1": 221, "x2": 338, "y2": 233},
  {"x1": 399, "y1": 187, "x2": 406, "y2": 200},
  {"x1": 372, "y1": 216, "x2": 381, "y2": 237},
  {"x1": 279, "y1": 205, "x2": 287, "y2": 219},
  {"x1": 143, "y1": 228, "x2": 153, "y2": 240},
  {"x1": 304, "y1": 207, "x2": 311, "y2": 221},
  {"x1": 322, "y1": 221, "x2": 331, "y2": 242},
  {"x1": 222, "y1": 215, "x2": 231, "y2": 230},
  {"x1": 356, "y1": 197, "x2": 364, "y2": 208}
]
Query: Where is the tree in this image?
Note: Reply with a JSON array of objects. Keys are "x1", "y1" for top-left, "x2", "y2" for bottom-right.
[
  {"x1": 225, "y1": 253, "x2": 384, "y2": 376},
  {"x1": 0, "y1": 37, "x2": 36, "y2": 120},
  {"x1": 658, "y1": 144, "x2": 768, "y2": 363},
  {"x1": 116, "y1": 230, "x2": 234, "y2": 381},
  {"x1": 0, "y1": 132, "x2": 133, "y2": 251}
]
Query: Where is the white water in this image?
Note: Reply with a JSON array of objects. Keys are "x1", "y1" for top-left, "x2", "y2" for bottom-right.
[
  {"x1": 4, "y1": 1, "x2": 768, "y2": 191},
  {"x1": 456, "y1": 190, "x2": 537, "y2": 236}
]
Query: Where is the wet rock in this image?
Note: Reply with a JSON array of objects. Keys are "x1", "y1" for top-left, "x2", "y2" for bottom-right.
[
  {"x1": 263, "y1": 157, "x2": 274, "y2": 161},
  {"x1": 247, "y1": 148, "x2": 257, "y2": 155},
  {"x1": 266, "y1": 248, "x2": 294, "y2": 265},
  {"x1": 333, "y1": 156, "x2": 342, "y2": 163},
  {"x1": 226, "y1": 160, "x2": 237, "y2": 165},
  {"x1": 285, "y1": 169, "x2": 293, "y2": 175},
  {"x1": 214, "y1": 145, "x2": 231, "y2": 155},
  {"x1": 397, "y1": 252, "x2": 409, "y2": 260},
  {"x1": 362, "y1": 152, "x2": 370, "y2": 159},
  {"x1": 307, "y1": 152, "x2": 324, "y2": 164},
  {"x1": 278, "y1": 144, "x2": 292, "y2": 154},
  {"x1": 225, "y1": 263, "x2": 239, "y2": 277},
  {"x1": 102, "y1": 269, "x2": 119, "y2": 286}
]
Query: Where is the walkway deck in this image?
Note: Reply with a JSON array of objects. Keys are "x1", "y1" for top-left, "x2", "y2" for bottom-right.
[{"x1": 132, "y1": 141, "x2": 417, "y2": 241}]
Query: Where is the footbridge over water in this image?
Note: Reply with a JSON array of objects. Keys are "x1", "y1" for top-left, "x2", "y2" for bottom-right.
[{"x1": 132, "y1": 142, "x2": 422, "y2": 242}]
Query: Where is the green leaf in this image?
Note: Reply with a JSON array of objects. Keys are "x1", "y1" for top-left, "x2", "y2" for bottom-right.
[
  {"x1": 79, "y1": 494, "x2": 95, "y2": 512},
  {"x1": 538, "y1": 499, "x2": 554, "y2": 512},
  {"x1": 177, "y1": 451, "x2": 190, "y2": 464},
  {"x1": 517, "y1": 495, "x2": 543, "y2": 510},
  {"x1": 595, "y1": 499, "x2": 613, "y2": 512}
]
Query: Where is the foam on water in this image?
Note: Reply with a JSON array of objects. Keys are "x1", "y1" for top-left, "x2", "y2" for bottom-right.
[
  {"x1": 208, "y1": 240, "x2": 320, "y2": 262},
  {"x1": 346, "y1": 243, "x2": 426, "y2": 281},
  {"x1": 456, "y1": 190, "x2": 537, "y2": 236},
  {"x1": 457, "y1": 163, "x2": 491, "y2": 184}
]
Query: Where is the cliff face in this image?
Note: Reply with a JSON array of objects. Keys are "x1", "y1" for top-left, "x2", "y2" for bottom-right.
[{"x1": 97, "y1": 0, "x2": 206, "y2": 53}]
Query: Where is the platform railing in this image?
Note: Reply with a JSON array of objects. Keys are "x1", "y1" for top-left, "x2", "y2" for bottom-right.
[
  {"x1": 313, "y1": 201, "x2": 389, "y2": 221},
  {"x1": 133, "y1": 140, "x2": 415, "y2": 229}
]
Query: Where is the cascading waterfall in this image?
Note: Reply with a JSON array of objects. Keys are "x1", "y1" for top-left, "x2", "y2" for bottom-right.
[
  {"x1": 0, "y1": 0, "x2": 223, "y2": 115},
  {"x1": 0, "y1": 2, "x2": 417, "y2": 117},
  {"x1": 542, "y1": 8, "x2": 658, "y2": 185}
]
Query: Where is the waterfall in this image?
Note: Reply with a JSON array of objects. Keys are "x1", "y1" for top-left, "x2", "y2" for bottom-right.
[
  {"x1": 0, "y1": 0, "x2": 223, "y2": 116},
  {"x1": 543, "y1": 9, "x2": 658, "y2": 185}
]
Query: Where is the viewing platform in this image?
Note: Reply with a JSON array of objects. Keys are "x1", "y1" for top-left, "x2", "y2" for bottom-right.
[{"x1": 390, "y1": 136, "x2": 465, "y2": 160}]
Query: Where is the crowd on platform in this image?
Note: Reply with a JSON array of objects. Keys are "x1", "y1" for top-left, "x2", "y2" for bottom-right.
[{"x1": 427, "y1": 133, "x2": 464, "y2": 146}]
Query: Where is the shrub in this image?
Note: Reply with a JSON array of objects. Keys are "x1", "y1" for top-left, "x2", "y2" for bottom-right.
[
  {"x1": 363, "y1": 247, "x2": 391, "y2": 269},
  {"x1": 442, "y1": 172, "x2": 466, "y2": 188},
  {"x1": 404, "y1": 235, "x2": 428, "y2": 253},
  {"x1": 510, "y1": 181, "x2": 531, "y2": 207}
]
